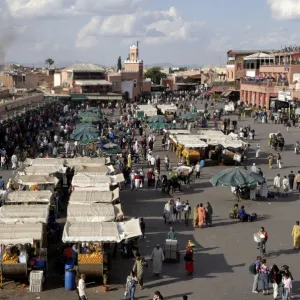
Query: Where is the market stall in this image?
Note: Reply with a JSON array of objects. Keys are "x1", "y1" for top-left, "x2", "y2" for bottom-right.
[
  {"x1": 73, "y1": 165, "x2": 114, "y2": 175},
  {"x1": 67, "y1": 203, "x2": 123, "y2": 222},
  {"x1": 163, "y1": 129, "x2": 191, "y2": 135},
  {"x1": 14, "y1": 175, "x2": 59, "y2": 190},
  {"x1": 69, "y1": 188, "x2": 120, "y2": 205},
  {"x1": 71, "y1": 174, "x2": 124, "y2": 191},
  {"x1": 0, "y1": 223, "x2": 47, "y2": 280},
  {"x1": 23, "y1": 158, "x2": 66, "y2": 167},
  {"x1": 135, "y1": 105, "x2": 157, "y2": 118},
  {"x1": 0, "y1": 205, "x2": 50, "y2": 224},
  {"x1": 66, "y1": 157, "x2": 110, "y2": 168},
  {"x1": 181, "y1": 141, "x2": 208, "y2": 165},
  {"x1": 4, "y1": 191, "x2": 53, "y2": 205},
  {"x1": 18, "y1": 165, "x2": 67, "y2": 176},
  {"x1": 157, "y1": 104, "x2": 177, "y2": 114},
  {"x1": 62, "y1": 218, "x2": 142, "y2": 279}
]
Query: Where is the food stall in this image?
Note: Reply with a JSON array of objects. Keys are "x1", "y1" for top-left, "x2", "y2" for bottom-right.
[
  {"x1": 135, "y1": 105, "x2": 157, "y2": 118},
  {"x1": 181, "y1": 141, "x2": 208, "y2": 165},
  {"x1": 18, "y1": 165, "x2": 67, "y2": 176},
  {"x1": 66, "y1": 157, "x2": 110, "y2": 168},
  {"x1": 71, "y1": 174, "x2": 124, "y2": 191},
  {"x1": 67, "y1": 203, "x2": 124, "y2": 222},
  {"x1": 0, "y1": 205, "x2": 49, "y2": 224},
  {"x1": 157, "y1": 104, "x2": 177, "y2": 114},
  {"x1": 23, "y1": 158, "x2": 66, "y2": 167},
  {"x1": 62, "y1": 218, "x2": 142, "y2": 280},
  {"x1": 73, "y1": 165, "x2": 115, "y2": 175},
  {"x1": 169, "y1": 134, "x2": 202, "y2": 155},
  {"x1": 69, "y1": 188, "x2": 120, "y2": 205},
  {"x1": 0, "y1": 223, "x2": 47, "y2": 280},
  {"x1": 4, "y1": 191, "x2": 53, "y2": 205},
  {"x1": 13, "y1": 175, "x2": 59, "y2": 192}
]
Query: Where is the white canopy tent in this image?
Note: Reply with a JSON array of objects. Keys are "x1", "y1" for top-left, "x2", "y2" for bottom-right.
[
  {"x1": 243, "y1": 52, "x2": 275, "y2": 60},
  {"x1": 14, "y1": 175, "x2": 59, "y2": 186},
  {"x1": 0, "y1": 205, "x2": 49, "y2": 224},
  {"x1": 73, "y1": 165, "x2": 115, "y2": 175},
  {"x1": 157, "y1": 104, "x2": 177, "y2": 113},
  {"x1": 23, "y1": 158, "x2": 66, "y2": 167},
  {"x1": 198, "y1": 130, "x2": 225, "y2": 137},
  {"x1": 72, "y1": 174, "x2": 124, "y2": 191},
  {"x1": 67, "y1": 203, "x2": 123, "y2": 223},
  {"x1": 62, "y1": 218, "x2": 142, "y2": 243},
  {"x1": 19, "y1": 165, "x2": 67, "y2": 176},
  {"x1": 170, "y1": 134, "x2": 202, "y2": 144},
  {"x1": 66, "y1": 157, "x2": 110, "y2": 168},
  {"x1": 163, "y1": 129, "x2": 191, "y2": 135},
  {"x1": 136, "y1": 105, "x2": 157, "y2": 117},
  {"x1": 0, "y1": 223, "x2": 43, "y2": 245},
  {"x1": 69, "y1": 188, "x2": 120, "y2": 204},
  {"x1": 5, "y1": 191, "x2": 53, "y2": 204}
]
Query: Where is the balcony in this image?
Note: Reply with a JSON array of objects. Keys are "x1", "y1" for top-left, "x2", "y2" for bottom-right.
[{"x1": 241, "y1": 78, "x2": 289, "y2": 87}]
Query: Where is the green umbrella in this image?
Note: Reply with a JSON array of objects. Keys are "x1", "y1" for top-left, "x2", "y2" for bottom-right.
[
  {"x1": 148, "y1": 115, "x2": 167, "y2": 123},
  {"x1": 75, "y1": 123, "x2": 98, "y2": 132},
  {"x1": 103, "y1": 147, "x2": 122, "y2": 155},
  {"x1": 211, "y1": 167, "x2": 258, "y2": 187},
  {"x1": 70, "y1": 127, "x2": 99, "y2": 142},
  {"x1": 80, "y1": 116, "x2": 100, "y2": 123},
  {"x1": 181, "y1": 112, "x2": 201, "y2": 120},
  {"x1": 79, "y1": 111, "x2": 101, "y2": 119},
  {"x1": 148, "y1": 123, "x2": 171, "y2": 129}
]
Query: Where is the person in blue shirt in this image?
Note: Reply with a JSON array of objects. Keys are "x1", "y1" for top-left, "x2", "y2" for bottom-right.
[
  {"x1": 0, "y1": 176, "x2": 5, "y2": 190},
  {"x1": 238, "y1": 205, "x2": 250, "y2": 221}
]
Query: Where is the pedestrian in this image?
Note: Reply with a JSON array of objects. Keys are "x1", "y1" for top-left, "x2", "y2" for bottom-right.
[
  {"x1": 295, "y1": 171, "x2": 300, "y2": 191},
  {"x1": 259, "y1": 258, "x2": 269, "y2": 295},
  {"x1": 132, "y1": 255, "x2": 147, "y2": 290},
  {"x1": 125, "y1": 271, "x2": 138, "y2": 300},
  {"x1": 75, "y1": 271, "x2": 81, "y2": 300},
  {"x1": 250, "y1": 163, "x2": 257, "y2": 173},
  {"x1": 77, "y1": 274, "x2": 87, "y2": 300},
  {"x1": 11, "y1": 153, "x2": 18, "y2": 170},
  {"x1": 282, "y1": 273, "x2": 292, "y2": 300},
  {"x1": 282, "y1": 176, "x2": 289, "y2": 196},
  {"x1": 277, "y1": 152, "x2": 282, "y2": 169},
  {"x1": 195, "y1": 161, "x2": 201, "y2": 179},
  {"x1": 268, "y1": 154, "x2": 274, "y2": 169},
  {"x1": 205, "y1": 202, "x2": 213, "y2": 227},
  {"x1": 183, "y1": 200, "x2": 191, "y2": 227},
  {"x1": 153, "y1": 291, "x2": 164, "y2": 300},
  {"x1": 184, "y1": 242, "x2": 195, "y2": 275},
  {"x1": 288, "y1": 170, "x2": 295, "y2": 191},
  {"x1": 150, "y1": 244, "x2": 164, "y2": 276},
  {"x1": 163, "y1": 200, "x2": 174, "y2": 224},
  {"x1": 193, "y1": 204, "x2": 199, "y2": 227},
  {"x1": 198, "y1": 203, "x2": 206, "y2": 228},
  {"x1": 251, "y1": 256, "x2": 261, "y2": 294},
  {"x1": 130, "y1": 170, "x2": 135, "y2": 191},
  {"x1": 140, "y1": 218, "x2": 145, "y2": 238},
  {"x1": 268, "y1": 264, "x2": 282, "y2": 300},
  {"x1": 273, "y1": 174, "x2": 281, "y2": 196},
  {"x1": 167, "y1": 227, "x2": 177, "y2": 240},
  {"x1": 291, "y1": 221, "x2": 300, "y2": 250}
]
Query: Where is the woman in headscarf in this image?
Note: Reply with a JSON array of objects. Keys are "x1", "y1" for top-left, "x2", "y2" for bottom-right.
[
  {"x1": 198, "y1": 203, "x2": 206, "y2": 228},
  {"x1": 184, "y1": 241, "x2": 195, "y2": 275}
]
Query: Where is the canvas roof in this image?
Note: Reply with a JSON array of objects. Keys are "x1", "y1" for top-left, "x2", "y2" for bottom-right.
[
  {"x1": 0, "y1": 223, "x2": 43, "y2": 245},
  {"x1": 73, "y1": 165, "x2": 114, "y2": 175},
  {"x1": 23, "y1": 158, "x2": 66, "y2": 167},
  {"x1": 15, "y1": 175, "x2": 59, "y2": 186},
  {"x1": 243, "y1": 52, "x2": 275, "y2": 60},
  {"x1": 0, "y1": 205, "x2": 49, "y2": 224},
  {"x1": 5, "y1": 191, "x2": 52, "y2": 204},
  {"x1": 69, "y1": 188, "x2": 119, "y2": 204},
  {"x1": 66, "y1": 157, "x2": 109, "y2": 167},
  {"x1": 67, "y1": 203, "x2": 123, "y2": 223},
  {"x1": 62, "y1": 218, "x2": 142, "y2": 243},
  {"x1": 20, "y1": 165, "x2": 67, "y2": 175}
]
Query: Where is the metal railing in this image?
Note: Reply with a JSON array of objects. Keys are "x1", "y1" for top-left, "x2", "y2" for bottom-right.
[{"x1": 240, "y1": 79, "x2": 289, "y2": 87}]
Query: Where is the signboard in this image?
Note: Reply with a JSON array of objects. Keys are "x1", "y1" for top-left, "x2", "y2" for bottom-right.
[
  {"x1": 293, "y1": 73, "x2": 300, "y2": 83},
  {"x1": 246, "y1": 70, "x2": 255, "y2": 77},
  {"x1": 278, "y1": 91, "x2": 292, "y2": 101}
]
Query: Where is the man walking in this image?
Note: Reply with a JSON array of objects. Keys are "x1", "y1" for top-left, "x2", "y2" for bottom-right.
[
  {"x1": 78, "y1": 274, "x2": 88, "y2": 300},
  {"x1": 288, "y1": 171, "x2": 295, "y2": 191},
  {"x1": 150, "y1": 244, "x2": 164, "y2": 276},
  {"x1": 252, "y1": 256, "x2": 261, "y2": 293}
]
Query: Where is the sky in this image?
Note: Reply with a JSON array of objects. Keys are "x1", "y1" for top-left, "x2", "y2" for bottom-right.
[{"x1": 1, "y1": 0, "x2": 300, "y2": 67}]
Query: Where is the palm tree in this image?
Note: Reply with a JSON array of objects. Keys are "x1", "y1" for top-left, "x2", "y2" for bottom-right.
[{"x1": 45, "y1": 58, "x2": 55, "y2": 69}]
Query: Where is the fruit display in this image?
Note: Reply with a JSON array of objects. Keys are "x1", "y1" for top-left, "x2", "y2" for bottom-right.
[
  {"x1": 2, "y1": 252, "x2": 18, "y2": 264},
  {"x1": 78, "y1": 252, "x2": 103, "y2": 264}
]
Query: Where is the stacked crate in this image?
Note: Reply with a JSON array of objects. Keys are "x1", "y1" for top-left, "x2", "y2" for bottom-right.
[{"x1": 29, "y1": 270, "x2": 44, "y2": 292}]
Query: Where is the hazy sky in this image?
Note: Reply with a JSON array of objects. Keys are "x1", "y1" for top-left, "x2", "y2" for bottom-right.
[{"x1": 1, "y1": 0, "x2": 300, "y2": 66}]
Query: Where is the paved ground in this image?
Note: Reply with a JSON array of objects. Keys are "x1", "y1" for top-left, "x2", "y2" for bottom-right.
[{"x1": 1, "y1": 102, "x2": 300, "y2": 300}]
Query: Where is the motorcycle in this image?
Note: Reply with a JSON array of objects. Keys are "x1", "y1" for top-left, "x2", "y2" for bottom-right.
[{"x1": 295, "y1": 141, "x2": 300, "y2": 154}]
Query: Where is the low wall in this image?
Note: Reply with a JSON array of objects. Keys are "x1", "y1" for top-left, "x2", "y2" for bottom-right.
[{"x1": 0, "y1": 94, "x2": 44, "y2": 114}]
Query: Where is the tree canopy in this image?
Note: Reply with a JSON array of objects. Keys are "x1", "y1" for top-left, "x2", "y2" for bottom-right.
[
  {"x1": 144, "y1": 67, "x2": 167, "y2": 85},
  {"x1": 45, "y1": 58, "x2": 55, "y2": 68}
]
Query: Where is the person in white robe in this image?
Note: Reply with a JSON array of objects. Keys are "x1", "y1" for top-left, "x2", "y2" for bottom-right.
[
  {"x1": 255, "y1": 144, "x2": 261, "y2": 158},
  {"x1": 250, "y1": 163, "x2": 257, "y2": 173},
  {"x1": 150, "y1": 245, "x2": 164, "y2": 275},
  {"x1": 11, "y1": 154, "x2": 18, "y2": 169},
  {"x1": 259, "y1": 181, "x2": 268, "y2": 198}
]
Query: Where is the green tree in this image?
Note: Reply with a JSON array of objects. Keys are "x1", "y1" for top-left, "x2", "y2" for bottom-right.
[
  {"x1": 45, "y1": 58, "x2": 55, "y2": 68},
  {"x1": 144, "y1": 67, "x2": 167, "y2": 85},
  {"x1": 117, "y1": 56, "x2": 122, "y2": 71}
]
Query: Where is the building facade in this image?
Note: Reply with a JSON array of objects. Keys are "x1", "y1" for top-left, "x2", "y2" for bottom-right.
[{"x1": 239, "y1": 51, "x2": 300, "y2": 109}]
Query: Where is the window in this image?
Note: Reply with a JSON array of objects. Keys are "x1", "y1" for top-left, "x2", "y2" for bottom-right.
[{"x1": 231, "y1": 71, "x2": 233, "y2": 79}]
